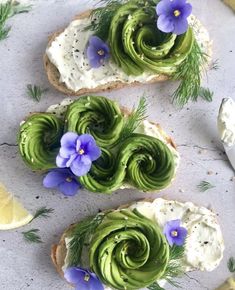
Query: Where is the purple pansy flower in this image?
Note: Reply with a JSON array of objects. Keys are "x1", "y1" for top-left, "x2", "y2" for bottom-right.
[
  {"x1": 87, "y1": 35, "x2": 110, "y2": 68},
  {"x1": 156, "y1": 0, "x2": 192, "y2": 35},
  {"x1": 64, "y1": 267, "x2": 104, "y2": 290},
  {"x1": 163, "y1": 219, "x2": 187, "y2": 246},
  {"x1": 43, "y1": 168, "x2": 81, "y2": 196},
  {"x1": 56, "y1": 132, "x2": 101, "y2": 177}
]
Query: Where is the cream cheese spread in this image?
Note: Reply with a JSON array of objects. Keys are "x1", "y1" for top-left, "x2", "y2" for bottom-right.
[
  {"x1": 218, "y1": 98, "x2": 235, "y2": 147},
  {"x1": 63, "y1": 198, "x2": 224, "y2": 290},
  {"x1": 46, "y1": 15, "x2": 211, "y2": 92}
]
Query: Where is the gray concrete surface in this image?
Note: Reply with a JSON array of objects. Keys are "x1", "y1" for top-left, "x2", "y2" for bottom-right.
[{"x1": 0, "y1": 0, "x2": 234, "y2": 289}]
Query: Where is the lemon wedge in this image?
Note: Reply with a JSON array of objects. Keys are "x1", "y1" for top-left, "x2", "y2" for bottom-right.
[{"x1": 0, "y1": 183, "x2": 33, "y2": 230}]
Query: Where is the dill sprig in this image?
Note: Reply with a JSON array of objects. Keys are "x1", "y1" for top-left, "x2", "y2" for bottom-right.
[
  {"x1": 32, "y1": 207, "x2": 54, "y2": 221},
  {"x1": 120, "y1": 97, "x2": 148, "y2": 141},
  {"x1": 85, "y1": 0, "x2": 124, "y2": 40},
  {"x1": 228, "y1": 257, "x2": 235, "y2": 273},
  {"x1": 172, "y1": 40, "x2": 213, "y2": 107},
  {"x1": 27, "y1": 84, "x2": 47, "y2": 102},
  {"x1": 68, "y1": 213, "x2": 105, "y2": 267},
  {"x1": 148, "y1": 244, "x2": 186, "y2": 290},
  {"x1": 22, "y1": 229, "x2": 42, "y2": 243},
  {"x1": 197, "y1": 181, "x2": 215, "y2": 192},
  {"x1": 147, "y1": 282, "x2": 165, "y2": 290},
  {"x1": 211, "y1": 59, "x2": 220, "y2": 71},
  {"x1": 198, "y1": 87, "x2": 213, "y2": 102},
  {"x1": 0, "y1": 1, "x2": 32, "y2": 41}
]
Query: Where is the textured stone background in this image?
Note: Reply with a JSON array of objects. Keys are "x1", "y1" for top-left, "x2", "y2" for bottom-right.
[{"x1": 0, "y1": 0, "x2": 234, "y2": 289}]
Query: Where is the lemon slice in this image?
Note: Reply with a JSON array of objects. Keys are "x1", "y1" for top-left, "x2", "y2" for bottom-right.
[{"x1": 0, "y1": 183, "x2": 33, "y2": 230}]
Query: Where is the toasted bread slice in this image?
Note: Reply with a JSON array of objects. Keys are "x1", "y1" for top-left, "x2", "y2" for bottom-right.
[{"x1": 44, "y1": 10, "x2": 211, "y2": 97}]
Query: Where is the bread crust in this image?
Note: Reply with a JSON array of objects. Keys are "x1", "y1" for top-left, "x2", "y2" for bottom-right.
[{"x1": 44, "y1": 10, "x2": 170, "y2": 97}]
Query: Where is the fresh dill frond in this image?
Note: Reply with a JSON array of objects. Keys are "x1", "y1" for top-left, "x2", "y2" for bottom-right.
[
  {"x1": 147, "y1": 282, "x2": 165, "y2": 290},
  {"x1": 32, "y1": 207, "x2": 54, "y2": 221},
  {"x1": 27, "y1": 84, "x2": 47, "y2": 102},
  {"x1": 0, "y1": 1, "x2": 32, "y2": 41},
  {"x1": 85, "y1": 0, "x2": 124, "y2": 40},
  {"x1": 159, "y1": 244, "x2": 186, "y2": 288},
  {"x1": 68, "y1": 213, "x2": 105, "y2": 266},
  {"x1": 120, "y1": 97, "x2": 148, "y2": 141},
  {"x1": 197, "y1": 181, "x2": 215, "y2": 192},
  {"x1": 172, "y1": 40, "x2": 210, "y2": 107},
  {"x1": 22, "y1": 229, "x2": 42, "y2": 243},
  {"x1": 198, "y1": 87, "x2": 213, "y2": 102},
  {"x1": 210, "y1": 59, "x2": 220, "y2": 71},
  {"x1": 228, "y1": 257, "x2": 235, "y2": 273}
]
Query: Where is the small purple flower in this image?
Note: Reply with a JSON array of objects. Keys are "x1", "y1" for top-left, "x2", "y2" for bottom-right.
[
  {"x1": 56, "y1": 132, "x2": 101, "y2": 177},
  {"x1": 156, "y1": 0, "x2": 192, "y2": 35},
  {"x1": 87, "y1": 35, "x2": 110, "y2": 68},
  {"x1": 163, "y1": 219, "x2": 187, "y2": 246},
  {"x1": 64, "y1": 267, "x2": 104, "y2": 290},
  {"x1": 43, "y1": 168, "x2": 81, "y2": 196}
]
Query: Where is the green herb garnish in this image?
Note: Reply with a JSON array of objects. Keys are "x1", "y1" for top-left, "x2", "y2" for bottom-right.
[
  {"x1": 27, "y1": 84, "x2": 47, "y2": 102},
  {"x1": 68, "y1": 213, "x2": 105, "y2": 266},
  {"x1": 32, "y1": 207, "x2": 54, "y2": 221},
  {"x1": 147, "y1": 282, "x2": 165, "y2": 290},
  {"x1": 211, "y1": 59, "x2": 220, "y2": 71},
  {"x1": 22, "y1": 229, "x2": 42, "y2": 243},
  {"x1": 172, "y1": 40, "x2": 212, "y2": 107},
  {"x1": 0, "y1": 1, "x2": 32, "y2": 41},
  {"x1": 148, "y1": 244, "x2": 186, "y2": 289},
  {"x1": 197, "y1": 181, "x2": 215, "y2": 192},
  {"x1": 228, "y1": 257, "x2": 235, "y2": 273},
  {"x1": 120, "y1": 97, "x2": 147, "y2": 141},
  {"x1": 84, "y1": 0, "x2": 124, "y2": 40}
]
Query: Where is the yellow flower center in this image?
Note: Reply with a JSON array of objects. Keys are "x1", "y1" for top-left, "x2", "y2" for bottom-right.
[
  {"x1": 79, "y1": 149, "x2": 85, "y2": 155},
  {"x1": 97, "y1": 49, "x2": 105, "y2": 56},
  {"x1": 84, "y1": 273, "x2": 90, "y2": 282},
  {"x1": 174, "y1": 10, "x2": 181, "y2": 17},
  {"x1": 171, "y1": 230, "x2": 178, "y2": 237},
  {"x1": 66, "y1": 177, "x2": 72, "y2": 183}
]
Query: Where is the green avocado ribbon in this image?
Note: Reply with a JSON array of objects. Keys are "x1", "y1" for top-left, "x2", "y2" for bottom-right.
[
  {"x1": 18, "y1": 96, "x2": 175, "y2": 193},
  {"x1": 89, "y1": 209, "x2": 170, "y2": 289},
  {"x1": 108, "y1": 0, "x2": 194, "y2": 76},
  {"x1": 18, "y1": 113, "x2": 63, "y2": 170}
]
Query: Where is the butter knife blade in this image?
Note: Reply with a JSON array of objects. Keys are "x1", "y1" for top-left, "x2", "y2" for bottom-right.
[{"x1": 224, "y1": 144, "x2": 235, "y2": 171}]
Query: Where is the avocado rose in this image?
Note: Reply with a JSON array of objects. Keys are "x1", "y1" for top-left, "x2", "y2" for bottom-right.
[{"x1": 89, "y1": 209, "x2": 170, "y2": 289}]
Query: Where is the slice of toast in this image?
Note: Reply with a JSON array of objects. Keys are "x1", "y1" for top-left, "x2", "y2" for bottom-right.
[
  {"x1": 51, "y1": 198, "x2": 224, "y2": 286},
  {"x1": 44, "y1": 10, "x2": 211, "y2": 97}
]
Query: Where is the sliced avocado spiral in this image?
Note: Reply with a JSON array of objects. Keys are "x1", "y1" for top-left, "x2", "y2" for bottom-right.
[
  {"x1": 108, "y1": 0, "x2": 194, "y2": 76},
  {"x1": 65, "y1": 96, "x2": 124, "y2": 148},
  {"x1": 80, "y1": 134, "x2": 175, "y2": 193},
  {"x1": 89, "y1": 209, "x2": 170, "y2": 290},
  {"x1": 18, "y1": 96, "x2": 176, "y2": 193},
  {"x1": 18, "y1": 113, "x2": 63, "y2": 170}
]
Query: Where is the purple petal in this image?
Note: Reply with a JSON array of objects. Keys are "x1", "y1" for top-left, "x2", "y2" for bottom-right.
[
  {"x1": 173, "y1": 17, "x2": 188, "y2": 35},
  {"x1": 76, "y1": 139, "x2": 82, "y2": 152},
  {"x1": 70, "y1": 155, "x2": 92, "y2": 177},
  {"x1": 56, "y1": 154, "x2": 68, "y2": 168},
  {"x1": 87, "y1": 44, "x2": 98, "y2": 61},
  {"x1": 157, "y1": 14, "x2": 174, "y2": 33},
  {"x1": 64, "y1": 267, "x2": 86, "y2": 284},
  {"x1": 175, "y1": 227, "x2": 188, "y2": 244},
  {"x1": 78, "y1": 134, "x2": 95, "y2": 147},
  {"x1": 43, "y1": 170, "x2": 65, "y2": 188},
  {"x1": 86, "y1": 141, "x2": 101, "y2": 161},
  {"x1": 181, "y1": 3, "x2": 192, "y2": 17},
  {"x1": 58, "y1": 180, "x2": 80, "y2": 196},
  {"x1": 156, "y1": 0, "x2": 173, "y2": 15},
  {"x1": 89, "y1": 56, "x2": 103, "y2": 69},
  {"x1": 59, "y1": 146, "x2": 76, "y2": 158},
  {"x1": 66, "y1": 153, "x2": 78, "y2": 167},
  {"x1": 61, "y1": 132, "x2": 78, "y2": 148},
  {"x1": 89, "y1": 35, "x2": 106, "y2": 48}
]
